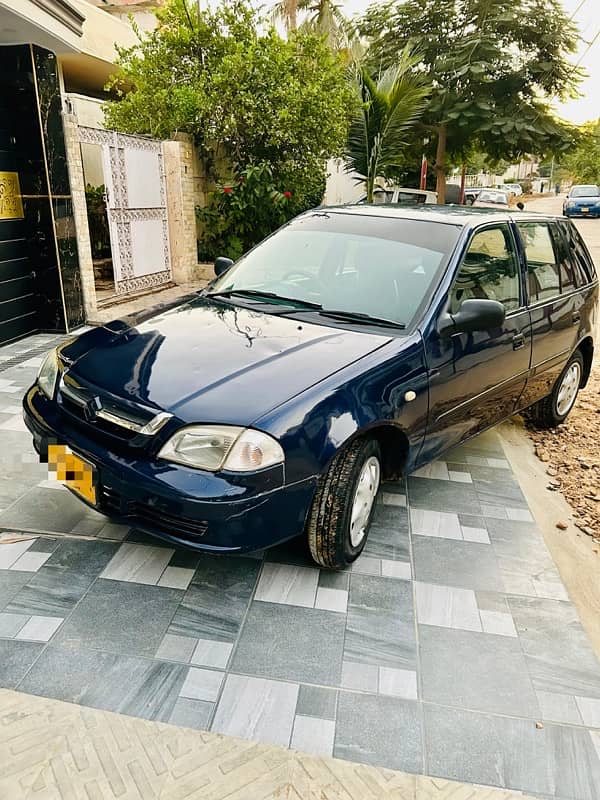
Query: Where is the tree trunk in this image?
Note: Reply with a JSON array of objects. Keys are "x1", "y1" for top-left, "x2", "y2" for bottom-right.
[{"x1": 434, "y1": 124, "x2": 447, "y2": 204}]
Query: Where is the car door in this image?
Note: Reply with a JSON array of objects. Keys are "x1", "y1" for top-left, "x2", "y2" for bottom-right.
[
  {"x1": 419, "y1": 222, "x2": 532, "y2": 464},
  {"x1": 515, "y1": 220, "x2": 582, "y2": 407}
]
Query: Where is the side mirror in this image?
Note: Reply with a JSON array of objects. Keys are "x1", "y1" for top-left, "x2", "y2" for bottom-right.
[
  {"x1": 214, "y1": 256, "x2": 234, "y2": 277},
  {"x1": 439, "y1": 298, "x2": 506, "y2": 336}
]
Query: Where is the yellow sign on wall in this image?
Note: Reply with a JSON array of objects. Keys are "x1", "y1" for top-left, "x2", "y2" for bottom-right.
[{"x1": 0, "y1": 171, "x2": 24, "y2": 220}]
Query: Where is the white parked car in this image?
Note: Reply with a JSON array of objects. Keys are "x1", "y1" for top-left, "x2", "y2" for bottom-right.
[
  {"x1": 503, "y1": 183, "x2": 524, "y2": 196},
  {"x1": 355, "y1": 187, "x2": 438, "y2": 206},
  {"x1": 473, "y1": 190, "x2": 510, "y2": 209}
]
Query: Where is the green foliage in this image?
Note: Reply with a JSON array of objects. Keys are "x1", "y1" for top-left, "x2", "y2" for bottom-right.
[
  {"x1": 563, "y1": 121, "x2": 600, "y2": 185},
  {"x1": 359, "y1": 0, "x2": 583, "y2": 201},
  {"x1": 105, "y1": 0, "x2": 352, "y2": 253},
  {"x1": 345, "y1": 50, "x2": 430, "y2": 201},
  {"x1": 197, "y1": 162, "x2": 324, "y2": 261}
]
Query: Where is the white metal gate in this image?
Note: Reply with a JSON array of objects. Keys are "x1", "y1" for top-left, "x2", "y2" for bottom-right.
[{"x1": 78, "y1": 127, "x2": 171, "y2": 295}]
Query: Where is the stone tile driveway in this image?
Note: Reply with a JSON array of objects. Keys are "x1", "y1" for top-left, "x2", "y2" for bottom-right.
[{"x1": 1, "y1": 334, "x2": 600, "y2": 800}]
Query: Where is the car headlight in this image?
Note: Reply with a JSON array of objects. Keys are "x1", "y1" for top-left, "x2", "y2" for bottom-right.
[
  {"x1": 157, "y1": 425, "x2": 284, "y2": 472},
  {"x1": 567, "y1": 200, "x2": 576, "y2": 208},
  {"x1": 37, "y1": 348, "x2": 60, "y2": 399}
]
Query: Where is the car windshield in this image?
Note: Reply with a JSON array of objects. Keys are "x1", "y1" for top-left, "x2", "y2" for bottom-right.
[
  {"x1": 571, "y1": 186, "x2": 599, "y2": 198},
  {"x1": 208, "y1": 212, "x2": 461, "y2": 327},
  {"x1": 477, "y1": 191, "x2": 508, "y2": 204}
]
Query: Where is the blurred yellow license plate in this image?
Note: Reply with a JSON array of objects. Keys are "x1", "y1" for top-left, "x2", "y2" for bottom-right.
[
  {"x1": 47, "y1": 444, "x2": 97, "y2": 504},
  {"x1": 582, "y1": 207, "x2": 589, "y2": 212}
]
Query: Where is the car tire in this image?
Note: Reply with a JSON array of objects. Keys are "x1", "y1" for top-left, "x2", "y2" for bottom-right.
[
  {"x1": 307, "y1": 437, "x2": 381, "y2": 569},
  {"x1": 526, "y1": 350, "x2": 584, "y2": 429}
]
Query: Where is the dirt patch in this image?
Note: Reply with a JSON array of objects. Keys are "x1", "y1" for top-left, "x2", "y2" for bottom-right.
[{"x1": 526, "y1": 359, "x2": 600, "y2": 539}]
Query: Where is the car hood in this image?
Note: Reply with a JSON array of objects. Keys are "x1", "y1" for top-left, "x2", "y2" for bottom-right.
[
  {"x1": 568, "y1": 196, "x2": 600, "y2": 205},
  {"x1": 63, "y1": 297, "x2": 391, "y2": 426}
]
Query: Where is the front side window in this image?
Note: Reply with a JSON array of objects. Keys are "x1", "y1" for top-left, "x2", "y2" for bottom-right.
[
  {"x1": 559, "y1": 220, "x2": 596, "y2": 285},
  {"x1": 517, "y1": 222, "x2": 560, "y2": 302},
  {"x1": 450, "y1": 225, "x2": 520, "y2": 314},
  {"x1": 210, "y1": 213, "x2": 461, "y2": 327}
]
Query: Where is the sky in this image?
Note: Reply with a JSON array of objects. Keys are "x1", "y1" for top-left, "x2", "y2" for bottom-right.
[{"x1": 259, "y1": 0, "x2": 599, "y2": 124}]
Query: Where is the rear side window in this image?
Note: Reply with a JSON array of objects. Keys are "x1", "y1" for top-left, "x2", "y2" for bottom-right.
[
  {"x1": 450, "y1": 225, "x2": 520, "y2": 313},
  {"x1": 560, "y1": 221, "x2": 596, "y2": 286},
  {"x1": 517, "y1": 222, "x2": 560, "y2": 302}
]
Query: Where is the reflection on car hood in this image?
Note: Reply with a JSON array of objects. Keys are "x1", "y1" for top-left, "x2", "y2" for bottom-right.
[{"x1": 62, "y1": 297, "x2": 391, "y2": 426}]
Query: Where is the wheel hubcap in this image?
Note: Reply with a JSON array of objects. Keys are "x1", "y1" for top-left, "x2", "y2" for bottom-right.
[
  {"x1": 349, "y1": 456, "x2": 381, "y2": 548},
  {"x1": 556, "y1": 362, "x2": 581, "y2": 416}
]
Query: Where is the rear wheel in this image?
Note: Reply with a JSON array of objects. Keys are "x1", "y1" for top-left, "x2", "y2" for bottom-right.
[
  {"x1": 526, "y1": 350, "x2": 583, "y2": 429},
  {"x1": 307, "y1": 438, "x2": 381, "y2": 569}
]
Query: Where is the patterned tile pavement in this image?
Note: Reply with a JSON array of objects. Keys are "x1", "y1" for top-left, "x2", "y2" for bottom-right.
[{"x1": 1, "y1": 334, "x2": 600, "y2": 799}]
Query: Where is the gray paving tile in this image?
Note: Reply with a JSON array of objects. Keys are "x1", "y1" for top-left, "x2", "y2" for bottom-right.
[
  {"x1": 536, "y1": 691, "x2": 583, "y2": 725},
  {"x1": 318, "y1": 570, "x2": 349, "y2": 591},
  {"x1": 378, "y1": 667, "x2": 418, "y2": 700},
  {"x1": 509, "y1": 596, "x2": 600, "y2": 699},
  {"x1": 546, "y1": 724, "x2": 600, "y2": 800},
  {"x1": 0, "y1": 571, "x2": 34, "y2": 611},
  {"x1": 190, "y1": 638, "x2": 233, "y2": 669},
  {"x1": 180, "y1": 667, "x2": 224, "y2": 702},
  {"x1": 420, "y1": 626, "x2": 539, "y2": 717},
  {"x1": 254, "y1": 562, "x2": 319, "y2": 608},
  {"x1": 575, "y1": 696, "x2": 600, "y2": 728},
  {"x1": 381, "y1": 560, "x2": 412, "y2": 580},
  {"x1": 0, "y1": 639, "x2": 44, "y2": 688},
  {"x1": 335, "y1": 691, "x2": 422, "y2": 773},
  {"x1": 407, "y1": 476, "x2": 481, "y2": 514},
  {"x1": 15, "y1": 615, "x2": 63, "y2": 642},
  {"x1": 0, "y1": 612, "x2": 28, "y2": 638},
  {"x1": 169, "y1": 556, "x2": 260, "y2": 643},
  {"x1": 18, "y1": 644, "x2": 186, "y2": 721},
  {"x1": 341, "y1": 660, "x2": 378, "y2": 692},
  {"x1": 479, "y1": 609, "x2": 517, "y2": 637},
  {"x1": 350, "y1": 556, "x2": 381, "y2": 575},
  {"x1": 473, "y1": 479, "x2": 528, "y2": 509},
  {"x1": 157, "y1": 567, "x2": 194, "y2": 590},
  {"x1": 168, "y1": 698, "x2": 213, "y2": 730},
  {"x1": 10, "y1": 550, "x2": 52, "y2": 572},
  {"x1": 461, "y1": 526, "x2": 490, "y2": 544},
  {"x1": 45, "y1": 539, "x2": 120, "y2": 576},
  {"x1": 101, "y1": 543, "x2": 174, "y2": 585},
  {"x1": 412, "y1": 537, "x2": 504, "y2": 592},
  {"x1": 291, "y1": 715, "x2": 335, "y2": 756},
  {"x1": 296, "y1": 685, "x2": 337, "y2": 720},
  {"x1": 55, "y1": 580, "x2": 183, "y2": 658},
  {"x1": 424, "y1": 704, "x2": 549, "y2": 795},
  {"x1": 155, "y1": 633, "x2": 197, "y2": 664},
  {"x1": 0, "y1": 538, "x2": 34, "y2": 569},
  {"x1": 410, "y1": 509, "x2": 462, "y2": 539},
  {"x1": 448, "y1": 470, "x2": 472, "y2": 483},
  {"x1": 27, "y1": 537, "x2": 60, "y2": 554},
  {"x1": 415, "y1": 582, "x2": 481, "y2": 632},
  {"x1": 315, "y1": 586, "x2": 348, "y2": 613},
  {"x1": 264, "y1": 538, "x2": 315, "y2": 567},
  {"x1": 380, "y1": 491, "x2": 407, "y2": 507},
  {"x1": 6, "y1": 565, "x2": 100, "y2": 618},
  {"x1": 232, "y1": 602, "x2": 345, "y2": 686},
  {"x1": 0, "y1": 487, "x2": 91, "y2": 533},
  {"x1": 345, "y1": 574, "x2": 416, "y2": 670},
  {"x1": 363, "y1": 519, "x2": 410, "y2": 561},
  {"x1": 211, "y1": 674, "x2": 298, "y2": 747}
]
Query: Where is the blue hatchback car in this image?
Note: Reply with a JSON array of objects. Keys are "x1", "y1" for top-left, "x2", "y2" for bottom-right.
[
  {"x1": 23, "y1": 206, "x2": 598, "y2": 568},
  {"x1": 563, "y1": 185, "x2": 600, "y2": 218}
]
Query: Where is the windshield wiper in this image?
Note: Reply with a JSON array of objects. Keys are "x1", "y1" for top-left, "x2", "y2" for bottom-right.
[
  {"x1": 317, "y1": 309, "x2": 405, "y2": 329},
  {"x1": 205, "y1": 289, "x2": 322, "y2": 309}
]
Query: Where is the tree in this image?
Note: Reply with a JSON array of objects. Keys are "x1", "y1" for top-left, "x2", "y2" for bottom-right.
[
  {"x1": 105, "y1": 0, "x2": 353, "y2": 203},
  {"x1": 563, "y1": 121, "x2": 600, "y2": 185},
  {"x1": 359, "y1": 0, "x2": 583, "y2": 202},
  {"x1": 345, "y1": 51, "x2": 430, "y2": 202}
]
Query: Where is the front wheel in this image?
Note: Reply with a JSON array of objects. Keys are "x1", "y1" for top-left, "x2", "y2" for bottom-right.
[
  {"x1": 307, "y1": 438, "x2": 381, "y2": 569},
  {"x1": 526, "y1": 350, "x2": 583, "y2": 428}
]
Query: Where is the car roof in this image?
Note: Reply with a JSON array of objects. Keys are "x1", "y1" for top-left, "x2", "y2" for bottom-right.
[{"x1": 313, "y1": 204, "x2": 560, "y2": 227}]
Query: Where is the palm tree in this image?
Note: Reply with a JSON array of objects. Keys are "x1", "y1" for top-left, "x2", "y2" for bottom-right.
[
  {"x1": 345, "y1": 50, "x2": 430, "y2": 203},
  {"x1": 272, "y1": 0, "x2": 348, "y2": 49},
  {"x1": 271, "y1": 0, "x2": 299, "y2": 33}
]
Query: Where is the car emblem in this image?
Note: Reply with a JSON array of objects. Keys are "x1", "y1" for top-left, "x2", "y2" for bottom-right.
[{"x1": 83, "y1": 395, "x2": 103, "y2": 422}]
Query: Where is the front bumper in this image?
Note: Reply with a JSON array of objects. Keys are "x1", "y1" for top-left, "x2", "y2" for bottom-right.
[
  {"x1": 564, "y1": 206, "x2": 600, "y2": 218},
  {"x1": 23, "y1": 386, "x2": 317, "y2": 553}
]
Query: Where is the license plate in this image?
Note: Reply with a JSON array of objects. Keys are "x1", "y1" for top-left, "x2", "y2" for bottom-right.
[
  {"x1": 47, "y1": 444, "x2": 97, "y2": 505},
  {"x1": 581, "y1": 207, "x2": 589, "y2": 213}
]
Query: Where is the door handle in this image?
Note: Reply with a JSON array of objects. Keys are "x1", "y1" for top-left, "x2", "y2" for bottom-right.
[
  {"x1": 512, "y1": 333, "x2": 525, "y2": 351},
  {"x1": 572, "y1": 311, "x2": 581, "y2": 324}
]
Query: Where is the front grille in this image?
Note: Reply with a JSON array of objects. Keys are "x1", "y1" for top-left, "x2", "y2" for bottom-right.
[
  {"x1": 57, "y1": 377, "x2": 159, "y2": 448},
  {"x1": 100, "y1": 486, "x2": 209, "y2": 540}
]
